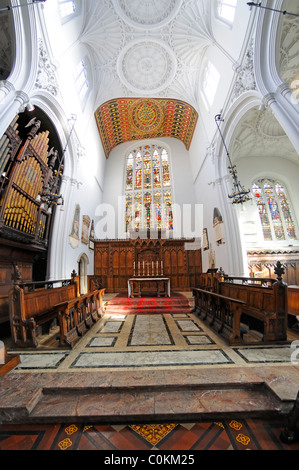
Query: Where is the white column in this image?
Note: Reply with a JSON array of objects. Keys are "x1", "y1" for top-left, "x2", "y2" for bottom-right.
[{"x1": 0, "y1": 91, "x2": 30, "y2": 137}]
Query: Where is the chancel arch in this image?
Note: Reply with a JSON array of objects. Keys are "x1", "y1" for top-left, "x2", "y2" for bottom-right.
[{"x1": 226, "y1": 101, "x2": 299, "y2": 279}]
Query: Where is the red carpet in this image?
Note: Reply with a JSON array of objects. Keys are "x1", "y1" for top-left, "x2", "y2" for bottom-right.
[{"x1": 105, "y1": 293, "x2": 192, "y2": 315}]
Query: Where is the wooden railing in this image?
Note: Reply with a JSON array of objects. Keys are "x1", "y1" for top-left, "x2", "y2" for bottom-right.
[
  {"x1": 223, "y1": 275, "x2": 276, "y2": 287},
  {"x1": 55, "y1": 289, "x2": 105, "y2": 348},
  {"x1": 194, "y1": 262, "x2": 288, "y2": 344},
  {"x1": 192, "y1": 287, "x2": 246, "y2": 345}
]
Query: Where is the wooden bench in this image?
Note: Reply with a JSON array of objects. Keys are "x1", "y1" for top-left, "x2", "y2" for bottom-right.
[
  {"x1": 218, "y1": 274, "x2": 287, "y2": 343},
  {"x1": 9, "y1": 273, "x2": 80, "y2": 348},
  {"x1": 195, "y1": 262, "x2": 288, "y2": 343},
  {"x1": 8, "y1": 268, "x2": 105, "y2": 348},
  {"x1": 55, "y1": 288, "x2": 105, "y2": 348},
  {"x1": 192, "y1": 287, "x2": 246, "y2": 345}
]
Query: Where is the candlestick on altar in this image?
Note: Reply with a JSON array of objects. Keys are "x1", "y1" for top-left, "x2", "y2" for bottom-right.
[
  {"x1": 143, "y1": 261, "x2": 145, "y2": 276},
  {"x1": 156, "y1": 261, "x2": 158, "y2": 276},
  {"x1": 147, "y1": 262, "x2": 150, "y2": 276},
  {"x1": 152, "y1": 261, "x2": 154, "y2": 275},
  {"x1": 133, "y1": 262, "x2": 136, "y2": 276},
  {"x1": 161, "y1": 260, "x2": 163, "y2": 275},
  {"x1": 138, "y1": 261, "x2": 140, "y2": 276}
]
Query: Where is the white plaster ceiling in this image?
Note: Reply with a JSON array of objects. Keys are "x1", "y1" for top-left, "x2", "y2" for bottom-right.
[
  {"x1": 81, "y1": 0, "x2": 213, "y2": 110},
  {"x1": 230, "y1": 106, "x2": 298, "y2": 164},
  {"x1": 230, "y1": 1, "x2": 299, "y2": 165}
]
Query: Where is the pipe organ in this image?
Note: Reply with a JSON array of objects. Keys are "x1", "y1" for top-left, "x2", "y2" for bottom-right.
[
  {"x1": 0, "y1": 115, "x2": 59, "y2": 246},
  {"x1": 0, "y1": 113, "x2": 62, "y2": 325}
]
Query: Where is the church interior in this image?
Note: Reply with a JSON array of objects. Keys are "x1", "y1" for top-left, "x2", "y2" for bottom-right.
[{"x1": 0, "y1": 0, "x2": 299, "y2": 451}]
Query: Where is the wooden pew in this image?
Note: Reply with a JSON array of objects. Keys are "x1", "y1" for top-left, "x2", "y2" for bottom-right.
[
  {"x1": 195, "y1": 262, "x2": 288, "y2": 343},
  {"x1": 218, "y1": 271, "x2": 287, "y2": 343},
  {"x1": 192, "y1": 287, "x2": 246, "y2": 345},
  {"x1": 9, "y1": 272, "x2": 80, "y2": 348},
  {"x1": 55, "y1": 288, "x2": 105, "y2": 348}
]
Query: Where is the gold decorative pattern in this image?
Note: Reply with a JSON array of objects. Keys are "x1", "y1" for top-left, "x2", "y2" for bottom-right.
[
  {"x1": 229, "y1": 420, "x2": 243, "y2": 431},
  {"x1": 58, "y1": 437, "x2": 73, "y2": 450},
  {"x1": 236, "y1": 433, "x2": 251, "y2": 446},
  {"x1": 65, "y1": 424, "x2": 78, "y2": 435},
  {"x1": 129, "y1": 423, "x2": 177, "y2": 445},
  {"x1": 95, "y1": 97, "x2": 198, "y2": 158}
]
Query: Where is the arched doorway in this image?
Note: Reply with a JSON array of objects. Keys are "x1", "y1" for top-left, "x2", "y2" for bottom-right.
[{"x1": 78, "y1": 253, "x2": 89, "y2": 295}]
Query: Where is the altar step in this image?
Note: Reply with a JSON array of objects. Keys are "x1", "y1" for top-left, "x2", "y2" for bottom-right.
[
  {"x1": 104, "y1": 293, "x2": 192, "y2": 316},
  {"x1": 1, "y1": 379, "x2": 286, "y2": 424}
]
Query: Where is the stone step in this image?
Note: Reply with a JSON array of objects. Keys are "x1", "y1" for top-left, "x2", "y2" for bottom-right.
[{"x1": 26, "y1": 383, "x2": 282, "y2": 424}]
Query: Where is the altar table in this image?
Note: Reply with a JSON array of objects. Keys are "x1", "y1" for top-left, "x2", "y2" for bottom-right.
[{"x1": 128, "y1": 277, "x2": 170, "y2": 298}]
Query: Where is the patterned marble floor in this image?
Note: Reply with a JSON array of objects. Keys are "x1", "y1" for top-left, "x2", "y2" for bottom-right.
[
  {"x1": 9, "y1": 305, "x2": 297, "y2": 373},
  {"x1": 2, "y1": 293, "x2": 298, "y2": 429}
]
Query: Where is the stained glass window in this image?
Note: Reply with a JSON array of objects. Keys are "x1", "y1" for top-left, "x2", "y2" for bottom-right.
[
  {"x1": 125, "y1": 145, "x2": 173, "y2": 232},
  {"x1": 252, "y1": 179, "x2": 297, "y2": 242}
]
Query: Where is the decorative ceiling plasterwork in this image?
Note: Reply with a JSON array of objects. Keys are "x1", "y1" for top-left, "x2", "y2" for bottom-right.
[
  {"x1": 278, "y1": 1, "x2": 299, "y2": 100},
  {"x1": 112, "y1": 0, "x2": 183, "y2": 29},
  {"x1": 230, "y1": 106, "x2": 298, "y2": 164},
  {"x1": 231, "y1": 40, "x2": 257, "y2": 103},
  {"x1": 95, "y1": 97, "x2": 198, "y2": 158},
  {"x1": 81, "y1": 0, "x2": 214, "y2": 109},
  {"x1": 117, "y1": 39, "x2": 177, "y2": 94},
  {"x1": 34, "y1": 39, "x2": 59, "y2": 96}
]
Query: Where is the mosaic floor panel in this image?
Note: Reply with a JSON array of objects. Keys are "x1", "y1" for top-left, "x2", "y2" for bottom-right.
[{"x1": 0, "y1": 418, "x2": 298, "y2": 451}]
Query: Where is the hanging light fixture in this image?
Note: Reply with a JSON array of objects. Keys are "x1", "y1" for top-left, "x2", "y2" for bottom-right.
[
  {"x1": 215, "y1": 114, "x2": 251, "y2": 205},
  {"x1": 0, "y1": 0, "x2": 47, "y2": 12},
  {"x1": 247, "y1": 2, "x2": 299, "y2": 18}
]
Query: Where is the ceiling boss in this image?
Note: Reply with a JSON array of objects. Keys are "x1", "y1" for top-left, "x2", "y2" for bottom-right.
[{"x1": 131, "y1": 99, "x2": 164, "y2": 133}]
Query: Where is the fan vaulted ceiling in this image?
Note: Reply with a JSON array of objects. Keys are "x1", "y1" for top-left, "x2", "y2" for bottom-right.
[{"x1": 81, "y1": 0, "x2": 213, "y2": 157}]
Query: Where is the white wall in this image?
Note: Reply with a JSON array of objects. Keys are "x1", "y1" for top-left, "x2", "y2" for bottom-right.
[{"x1": 35, "y1": 2, "x2": 108, "y2": 280}]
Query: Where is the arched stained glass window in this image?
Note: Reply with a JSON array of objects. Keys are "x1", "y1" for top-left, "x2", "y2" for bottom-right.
[
  {"x1": 125, "y1": 145, "x2": 173, "y2": 233},
  {"x1": 252, "y1": 178, "x2": 298, "y2": 241}
]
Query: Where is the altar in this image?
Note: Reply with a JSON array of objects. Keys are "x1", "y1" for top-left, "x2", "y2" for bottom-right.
[{"x1": 128, "y1": 277, "x2": 171, "y2": 298}]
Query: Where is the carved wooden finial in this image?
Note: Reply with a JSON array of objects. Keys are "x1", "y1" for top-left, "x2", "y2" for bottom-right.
[
  {"x1": 274, "y1": 261, "x2": 285, "y2": 281},
  {"x1": 71, "y1": 269, "x2": 77, "y2": 279},
  {"x1": 11, "y1": 263, "x2": 22, "y2": 284}
]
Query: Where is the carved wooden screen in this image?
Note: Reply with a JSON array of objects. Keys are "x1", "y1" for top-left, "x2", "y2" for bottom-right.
[{"x1": 94, "y1": 238, "x2": 202, "y2": 293}]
